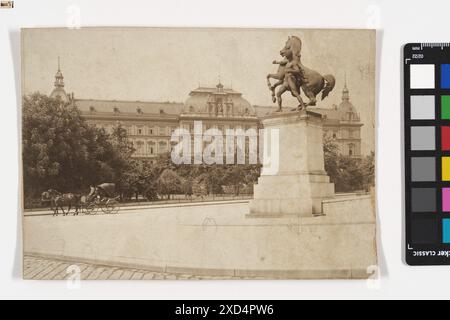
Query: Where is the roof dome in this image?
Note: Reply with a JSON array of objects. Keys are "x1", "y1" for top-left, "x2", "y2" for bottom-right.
[
  {"x1": 50, "y1": 87, "x2": 69, "y2": 102},
  {"x1": 338, "y1": 100, "x2": 357, "y2": 114},
  {"x1": 337, "y1": 83, "x2": 360, "y2": 121},
  {"x1": 182, "y1": 84, "x2": 256, "y2": 117}
]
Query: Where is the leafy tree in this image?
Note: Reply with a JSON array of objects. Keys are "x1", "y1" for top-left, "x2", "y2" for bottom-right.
[
  {"x1": 22, "y1": 93, "x2": 135, "y2": 200},
  {"x1": 143, "y1": 182, "x2": 159, "y2": 201},
  {"x1": 109, "y1": 124, "x2": 135, "y2": 174},
  {"x1": 323, "y1": 136, "x2": 340, "y2": 183},
  {"x1": 23, "y1": 93, "x2": 99, "y2": 196},
  {"x1": 361, "y1": 151, "x2": 375, "y2": 191},
  {"x1": 242, "y1": 164, "x2": 262, "y2": 189},
  {"x1": 181, "y1": 177, "x2": 194, "y2": 197},
  {"x1": 118, "y1": 158, "x2": 161, "y2": 200},
  {"x1": 197, "y1": 166, "x2": 225, "y2": 194},
  {"x1": 224, "y1": 166, "x2": 244, "y2": 195},
  {"x1": 157, "y1": 169, "x2": 182, "y2": 199},
  {"x1": 334, "y1": 156, "x2": 365, "y2": 192},
  {"x1": 323, "y1": 136, "x2": 375, "y2": 193}
]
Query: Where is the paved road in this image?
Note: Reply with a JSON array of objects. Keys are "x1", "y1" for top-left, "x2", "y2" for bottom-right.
[
  {"x1": 23, "y1": 255, "x2": 260, "y2": 280},
  {"x1": 23, "y1": 199, "x2": 250, "y2": 217}
]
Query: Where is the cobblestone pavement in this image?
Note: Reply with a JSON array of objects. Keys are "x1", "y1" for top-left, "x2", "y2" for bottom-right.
[{"x1": 23, "y1": 255, "x2": 259, "y2": 280}]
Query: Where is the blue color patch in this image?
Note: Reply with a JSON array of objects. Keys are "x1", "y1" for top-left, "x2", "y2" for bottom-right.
[
  {"x1": 441, "y1": 64, "x2": 450, "y2": 89},
  {"x1": 443, "y1": 219, "x2": 450, "y2": 243}
]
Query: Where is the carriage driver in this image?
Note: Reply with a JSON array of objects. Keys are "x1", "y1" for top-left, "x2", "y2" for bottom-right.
[{"x1": 88, "y1": 183, "x2": 115, "y2": 200}]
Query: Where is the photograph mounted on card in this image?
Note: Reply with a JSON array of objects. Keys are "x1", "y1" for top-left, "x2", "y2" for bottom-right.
[
  {"x1": 404, "y1": 43, "x2": 450, "y2": 265},
  {"x1": 21, "y1": 27, "x2": 376, "y2": 279}
]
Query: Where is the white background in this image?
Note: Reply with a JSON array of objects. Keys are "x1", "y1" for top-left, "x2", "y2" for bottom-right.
[{"x1": 1, "y1": 0, "x2": 449, "y2": 300}]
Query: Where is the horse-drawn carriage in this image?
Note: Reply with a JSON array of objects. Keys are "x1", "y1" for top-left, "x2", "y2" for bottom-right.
[
  {"x1": 83, "y1": 183, "x2": 120, "y2": 215},
  {"x1": 41, "y1": 183, "x2": 120, "y2": 216}
]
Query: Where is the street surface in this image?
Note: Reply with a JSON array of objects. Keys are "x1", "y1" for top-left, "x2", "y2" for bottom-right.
[{"x1": 23, "y1": 255, "x2": 255, "y2": 280}]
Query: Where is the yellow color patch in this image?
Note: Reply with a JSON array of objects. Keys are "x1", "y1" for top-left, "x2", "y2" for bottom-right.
[{"x1": 443, "y1": 157, "x2": 450, "y2": 181}]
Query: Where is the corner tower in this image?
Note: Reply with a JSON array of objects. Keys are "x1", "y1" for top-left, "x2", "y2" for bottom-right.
[{"x1": 50, "y1": 57, "x2": 69, "y2": 103}]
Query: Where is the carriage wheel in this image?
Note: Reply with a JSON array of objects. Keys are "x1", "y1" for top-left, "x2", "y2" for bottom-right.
[
  {"x1": 101, "y1": 199, "x2": 119, "y2": 214},
  {"x1": 83, "y1": 203, "x2": 97, "y2": 215}
]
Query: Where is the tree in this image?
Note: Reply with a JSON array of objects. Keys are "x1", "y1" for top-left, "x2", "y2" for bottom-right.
[
  {"x1": 334, "y1": 156, "x2": 365, "y2": 192},
  {"x1": 361, "y1": 151, "x2": 375, "y2": 191},
  {"x1": 224, "y1": 166, "x2": 244, "y2": 195},
  {"x1": 323, "y1": 136, "x2": 340, "y2": 184},
  {"x1": 157, "y1": 169, "x2": 182, "y2": 199},
  {"x1": 110, "y1": 124, "x2": 135, "y2": 171},
  {"x1": 197, "y1": 166, "x2": 225, "y2": 194},
  {"x1": 243, "y1": 164, "x2": 262, "y2": 192},
  {"x1": 323, "y1": 136, "x2": 375, "y2": 193},
  {"x1": 143, "y1": 182, "x2": 159, "y2": 201},
  {"x1": 23, "y1": 93, "x2": 94, "y2": 196},
  {"x1": 22, "y1": 93, "x2": 135, "y2": 200},
  {"x1": 181, "y1": 177, "x2": 193, "y2": 197}
]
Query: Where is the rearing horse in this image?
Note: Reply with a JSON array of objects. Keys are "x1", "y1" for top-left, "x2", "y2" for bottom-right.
[{"x1": 267, "y1": 36, "x2": 336, "y2": 111}]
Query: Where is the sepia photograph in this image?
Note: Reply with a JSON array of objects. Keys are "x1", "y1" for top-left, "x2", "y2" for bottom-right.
[{"x1": 21, "y1": 27, "x2": 376, "y2": 280}]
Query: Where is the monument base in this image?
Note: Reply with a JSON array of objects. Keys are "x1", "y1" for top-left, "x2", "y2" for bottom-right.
[
  {"x1": 248, "y1": 172, "x2": 334, "y2": 217},
  {"x1": 248, "y1": 110, "x2": 334, "y2": 217}
]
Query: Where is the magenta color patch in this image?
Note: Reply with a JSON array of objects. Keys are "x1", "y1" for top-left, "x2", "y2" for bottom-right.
[{"x1": 443, "y1": 188, "x2": 450, "y2": 212}]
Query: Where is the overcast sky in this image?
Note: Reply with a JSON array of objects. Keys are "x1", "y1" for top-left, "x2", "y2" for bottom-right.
[{"x1": 22, "y1": 27, "x2": 375, "y2": 154}]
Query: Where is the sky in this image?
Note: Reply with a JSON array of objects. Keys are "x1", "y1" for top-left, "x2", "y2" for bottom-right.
[{"x1": 22, "y1": 27, "x2": 375, "y2": 153}]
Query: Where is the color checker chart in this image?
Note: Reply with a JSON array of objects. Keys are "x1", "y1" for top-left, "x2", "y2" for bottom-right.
[{"x1": 405, "y1": 43, "x2": 450, "y2": 265}]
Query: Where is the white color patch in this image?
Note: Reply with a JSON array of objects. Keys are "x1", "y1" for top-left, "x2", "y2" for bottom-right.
[{"x1": 410, "y1": 64, "x2": 435, "y2": 89}]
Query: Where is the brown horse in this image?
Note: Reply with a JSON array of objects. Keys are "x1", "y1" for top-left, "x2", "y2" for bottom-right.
[{"x1": 41, "y1": 189, "x2": 81, "y2": 216}]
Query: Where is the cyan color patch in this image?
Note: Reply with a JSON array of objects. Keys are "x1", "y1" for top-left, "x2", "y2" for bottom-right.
[
  {"x1": 442, "y1": 64, "x2": 450, "y2": 89},
  {"x1": 443, "y1": 219, "x2": 450, "y2": 244}
]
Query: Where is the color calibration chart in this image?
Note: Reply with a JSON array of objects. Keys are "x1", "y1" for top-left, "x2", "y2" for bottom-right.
[{"x1": 404, "y1": 43, "x2": 450, "y2": 265}]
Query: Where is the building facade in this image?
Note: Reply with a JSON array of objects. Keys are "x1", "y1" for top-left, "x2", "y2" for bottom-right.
[
  {"x1": 310, "y1": 82, "x2": 363, "y2": 157},
  {"x1": 49, "y1": 63, "x2": 363, "y2": 160}
]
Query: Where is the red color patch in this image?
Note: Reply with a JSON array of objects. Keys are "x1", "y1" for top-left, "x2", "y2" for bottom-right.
[{"x1": 442, "y1": 126, "x2": 450, "y2": 151}]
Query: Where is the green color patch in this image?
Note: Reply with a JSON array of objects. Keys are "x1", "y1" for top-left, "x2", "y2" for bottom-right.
[{"x1": 442, "y1": 96, "x2": 450, "y2": 119}]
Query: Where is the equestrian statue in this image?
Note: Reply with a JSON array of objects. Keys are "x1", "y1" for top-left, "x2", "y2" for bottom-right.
[{"x1": 266, "y1": 36, "x2": 336, "y2": 112}]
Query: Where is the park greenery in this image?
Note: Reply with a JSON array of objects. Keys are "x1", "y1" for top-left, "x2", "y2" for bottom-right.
[
  {"x1": 22, "y1": 93, "x2": 374, "y2": 207},
  {"x1": 323, "y1": 136, "x2": 375, "y2": 193}
]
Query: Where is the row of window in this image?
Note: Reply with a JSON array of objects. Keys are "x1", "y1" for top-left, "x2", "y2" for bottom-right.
[
  {"x1": 131, "y1": 139, "x2": 258, "y2": 157},
  {"x1": 327, "y1": 129, "x2": 361, "y2": 139},
  {"x1": 93, "y1": 123, "x2": 176, "y2": 136},
  {"x1": 182, "y1": 124, "x2": 258, "y2": 133},
  {"x1": 127, "y1": 125, "x2": 176, "y2": 136},
  {"x1": 94, "y1": 123, "x2": 258, "y2": 137},
  {"x1": 132, "y1": 140, "x2": 169, "y2": 156}
]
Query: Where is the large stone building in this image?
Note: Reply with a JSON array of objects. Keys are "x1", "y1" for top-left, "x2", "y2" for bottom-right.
[
  {"x1": 310, "y1": 82, "x2": 363, "y2": 157},
  {"x1": 49, "y1": 62, "x2": 363, "y2": 160}
]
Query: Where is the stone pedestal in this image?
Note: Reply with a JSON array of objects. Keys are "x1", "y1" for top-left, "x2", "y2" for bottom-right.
[{"x1": 248, "y1": 110, "x2": 334, "y2": 217}]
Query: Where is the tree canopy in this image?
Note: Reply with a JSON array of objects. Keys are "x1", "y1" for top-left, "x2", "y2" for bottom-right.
[
  {"x1": 22, "y1": 93, "x2": 134, "y2": 199},
  {"x1": 323, "y1": 136, "x2": 375, "y2": 193}
]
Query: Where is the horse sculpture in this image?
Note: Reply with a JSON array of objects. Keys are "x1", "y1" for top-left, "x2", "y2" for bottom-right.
[
  {"x1": 266, "y1": 36, "x2": 336, "y2": 111},
  {"x1": 41, "y1": 189, "x2": 81, "y2": 216}
]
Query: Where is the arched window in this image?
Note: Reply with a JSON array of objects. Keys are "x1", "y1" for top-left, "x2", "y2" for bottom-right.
[
  {"x1": 159, "y1": 141, "x2": 167, "y2": 153},
  {"x1": 348, "y1": 143, "x2": 355, "y2": 156},
  {"x1": 136, "y1": 141, "x2": 145, "y2": 156},
  {"x1": 147, "y1": 141, "x2": 155, "y2": 155}
]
